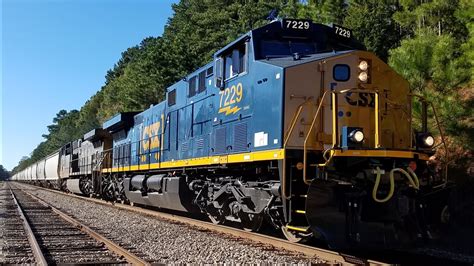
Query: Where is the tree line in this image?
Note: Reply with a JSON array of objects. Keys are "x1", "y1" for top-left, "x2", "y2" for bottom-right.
[
  {"x1": 0, "y1": 165, "x2": 10, "y2": 180},
  {"x1": 12, "y1": 0, "x2": 473, "y2": 175}
]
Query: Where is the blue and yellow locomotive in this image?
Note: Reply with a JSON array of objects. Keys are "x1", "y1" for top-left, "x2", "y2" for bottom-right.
[{"x1": 14, "y1": 19, "x2": 452, "y2": 249}]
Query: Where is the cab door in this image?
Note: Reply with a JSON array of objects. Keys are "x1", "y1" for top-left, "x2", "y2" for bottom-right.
[{"x1": 213, "y1": 42, "x2": 250, "y2": 155}]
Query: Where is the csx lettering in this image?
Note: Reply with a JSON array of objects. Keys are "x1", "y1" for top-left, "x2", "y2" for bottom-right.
[
  {"x1": 140, "y1": 114, "x2": 165, "y2": 162},
  {"x1": 345, "y1": 92, "x2": 375, "y2": 107}
]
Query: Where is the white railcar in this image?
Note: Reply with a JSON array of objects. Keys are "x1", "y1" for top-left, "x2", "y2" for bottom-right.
[
  {"x1": 45, "y1": 152, "x2": 60, "y2": 180},
  {"x1": 37, "y1": 159, "x2": 46, "y2": 180},
  {"x1": 31, "y1": 163, "x2": 38, "y2": 180}
]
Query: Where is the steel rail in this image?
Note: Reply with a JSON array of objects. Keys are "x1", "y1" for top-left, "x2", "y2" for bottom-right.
[
  {"x1": 15, "y1": 182, "x2": 389, "y2": 266},
  {"x1": 14, "y1": 185, "x2": 150, "y2": 266},
  {"x1": 9, "y1": 187, "x2": 48, "y2": 266}
]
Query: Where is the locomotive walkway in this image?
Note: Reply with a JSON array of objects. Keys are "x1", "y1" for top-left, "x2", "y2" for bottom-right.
[
  {"x1": 11, "y1": 182, "x2": 388, "y2": 265},
  {"x1": 0, "y1": 182, "x2": 149, "y2": 265}
]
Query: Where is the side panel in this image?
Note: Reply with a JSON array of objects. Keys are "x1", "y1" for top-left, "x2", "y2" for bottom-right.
[
  {"x1": 31, "y1": 163, "x2": 38, "y2": 180},
  {"x1": 76, "y1": 140, "x2": 99, "y2": 176},
  {"x1": 26, "y1": 167, "x2": 32, "y2": 180},
  {"x1": 130, "y1": 118, "x2": 141, "y2": 167},
  {"x1": 284, "y1": 61, "x2": 324, "y2": 149},
  {"x1": 45, "y1": 152, "x2": 60, "y2": 180},
  {"x1": 37, "y1": 159, "x2": 46, "y2": 180},
  {"x1": 111, "y1": 129, "x2": 132, "y2": 170},
  {"x1": 59, "y1": 144, "x2": 72, "y2": 178},
  {"x1": 248, "y1": 62, "x2": 284, "y2": 152},
  {"x1": 209, "y1": 60, "x2": 284, "y2": 157}
]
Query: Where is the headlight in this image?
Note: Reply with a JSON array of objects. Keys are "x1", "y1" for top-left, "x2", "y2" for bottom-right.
[
  {"x1": 358, "y1": 71, "x2": 368, "y2": 82},
  {"x1": 358, "y1": 60, "x2": 369, "y2": 71},
  {"x1": 349, "y1": 130, "x2": 364, "y2": 143},
  {"x1": 423, "y1": 135, "x2": 434, "y2": 147}
]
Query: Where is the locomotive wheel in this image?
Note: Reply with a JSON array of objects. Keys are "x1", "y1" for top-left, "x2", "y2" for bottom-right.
[
  {"x1": 281, "y1": 226, "x2": 312, "y2": 243},
  {"x1": 440, "y1": 205, "x2": 450, "y2": 224},
  {"x1": 207, "y1": 209, "x2": 226, "y2": 225},
  {"x1": 239, "y1": 212, "x2": 263, "y2": 232}
]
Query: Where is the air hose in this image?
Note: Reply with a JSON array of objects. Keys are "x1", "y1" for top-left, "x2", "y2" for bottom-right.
[{"x1": 372, "y1": 166, "x2": 420, "y2": 203}]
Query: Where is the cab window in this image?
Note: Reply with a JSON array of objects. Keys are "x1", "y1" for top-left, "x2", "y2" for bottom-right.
[
  {"x1": 188, "y1": 76, "x2": 197, "y2": 97},
  {"x1": 224, "y1": 43, "x2": 246, "y2": 80},
  {"x1": 198, "y1": 71, "x2": 206, "y2": 92},
  {"x1": 168, "y1": 89, "x2": 176, "y2": 106}
]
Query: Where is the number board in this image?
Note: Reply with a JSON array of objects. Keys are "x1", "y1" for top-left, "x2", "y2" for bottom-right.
[
  {"x1": 282, "y1": 19, "x2": 312, "y2": 31},
  {"x1": 333, "y1": 24, "x2": 352, "y2": 39}
]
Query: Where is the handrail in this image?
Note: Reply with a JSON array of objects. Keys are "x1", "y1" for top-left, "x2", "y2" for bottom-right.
[
  {"x1": 302, "y1": 91, "x2": 331, "y2": 185},
  {"x1": 281, "y1": 97, "x2": 317, "y2": 199},
  {"x1": 410, "y1": 94, "x2": 450, "y2": 187},
  {"x1": 302, "y1": 89, "x2": 380, "y2": 185},
  {"x1": 374, "y1": 92, "x2": 380, "y2": 148},
  {"x1": 98, "y1": 129, "x2": 165, "y2": 173},
  {"x1": 283, "y1": 98, "x2": 315, "y2": 147}
]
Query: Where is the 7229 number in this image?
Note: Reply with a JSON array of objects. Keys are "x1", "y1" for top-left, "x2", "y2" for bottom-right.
[
  {"x1": 334, "y1": 25, "x2": 351, "y2": 38},
  {"x1": 284, "y1": 19, "x2": 311, "y2": 30}
]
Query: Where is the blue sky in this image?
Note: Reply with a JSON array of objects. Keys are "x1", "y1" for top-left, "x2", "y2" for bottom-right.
[{"x1": 1, "y1": 0, "x2": 178, "y2": 170}]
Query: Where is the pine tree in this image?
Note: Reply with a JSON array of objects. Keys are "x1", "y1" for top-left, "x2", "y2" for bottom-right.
[
  {"x1": 344, "y1": 0, "x2": 403, "y2": 61},
  {"x1": 0, "y1": 165, "x2": 10, "y2": 180}
]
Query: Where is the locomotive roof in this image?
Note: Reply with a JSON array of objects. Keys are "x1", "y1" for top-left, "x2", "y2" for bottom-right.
[{"x1": 215, "y1": 19, "x2": 364, "y2": 58}]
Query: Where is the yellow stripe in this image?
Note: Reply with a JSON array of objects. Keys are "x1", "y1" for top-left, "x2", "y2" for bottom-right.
[
  {"x1": 101, "y1": 148, "x2": 428, "y2": 173},
  {"x1": 285, "y1": 225, "x2": 310, "y2": 232},
  {"x1": 295, "y1": 210, "x2": 306, "y2": 214},
  {"x1": 102, "y1": 149, "x2": 285, "y2": 173},
  {"x1": 331, "y1": 149, "x2": 429, "y2": 160}
]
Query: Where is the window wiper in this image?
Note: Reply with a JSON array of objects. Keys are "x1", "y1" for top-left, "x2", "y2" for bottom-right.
[
  {"x1": 264, "y1": 53, "x2": 314, "y2": 60},
  {"x1": 264, "y1": 54, "x2": 293, "y2": 60},
  {"x1": 293, "y1": 52, "x2": 314, "y2": 60}
]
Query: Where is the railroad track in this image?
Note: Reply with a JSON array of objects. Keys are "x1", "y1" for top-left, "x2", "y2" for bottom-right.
[
  {"x1": 11, "y1": 182, "x2": 387, "y2": 265},
  {"x1": 0, "y1": 184, "x2": 37, "y2": 264},
  {"x1": 2, "y1": 182, "x2": 150, "y2": 265}
]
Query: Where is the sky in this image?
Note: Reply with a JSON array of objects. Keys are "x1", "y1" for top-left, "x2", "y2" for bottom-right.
[{"x1": 1, "y1": 0, "x2": 178, "y2": 170}]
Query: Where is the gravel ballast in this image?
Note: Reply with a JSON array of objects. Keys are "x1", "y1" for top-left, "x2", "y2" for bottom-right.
[{"x1": 17, "y1": 184, "x2": 325, "y2": 264}]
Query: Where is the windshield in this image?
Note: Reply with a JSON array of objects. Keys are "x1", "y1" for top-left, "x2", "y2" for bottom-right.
[{"x1": 260, "y1": 39, "x2": 316, "y2": 58}]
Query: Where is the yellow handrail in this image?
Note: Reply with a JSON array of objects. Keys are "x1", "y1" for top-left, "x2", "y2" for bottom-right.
[
  {"x1": 374, "y1": 92, "x2": 380, "y2": 148},
  {"x1": 302, "y1": 91, "x2": 331, "y2": 185},
  {"x1": 281, "y1": 97, "x2": 317, "y2": 199},
  {"x1": 283, "y1": 99, "x2": 315, "y2": 147},
  {"x1": 302, "y1": 89, "x2": 380, "y2": 185}
]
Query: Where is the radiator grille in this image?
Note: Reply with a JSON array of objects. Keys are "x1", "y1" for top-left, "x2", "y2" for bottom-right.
[
  {"x1": 233, "y1": 123, "x2": 248, "y2": 152},
  {"x1": 214, "y1": 127, "x2": 226, "y2": 154},
  {"x1": 196, "y1": 137, "x2": 205, "y2": 150},
  {"x1": 181, "y1": 141, "x2": 189, "y2": 152}
]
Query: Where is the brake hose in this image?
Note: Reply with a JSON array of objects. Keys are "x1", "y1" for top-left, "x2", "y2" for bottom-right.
[
  {"x1": 372, "y1": 167, "x2": 420, "y2": 203},
  {"x1": 406, "y1": 167, "x2": 420, "y2": 189}
]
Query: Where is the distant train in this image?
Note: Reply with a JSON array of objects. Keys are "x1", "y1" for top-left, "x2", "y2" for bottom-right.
[{"x1": 12, "y1": 19, "x2": 452, "y2": 249}]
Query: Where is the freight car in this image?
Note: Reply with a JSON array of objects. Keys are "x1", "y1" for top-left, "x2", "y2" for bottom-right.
[{"x1": 12, "y1": 19, "x2": 452, "y2": 249}]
